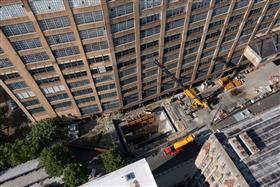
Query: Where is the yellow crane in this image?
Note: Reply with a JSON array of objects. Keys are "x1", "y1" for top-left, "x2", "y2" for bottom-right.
[{"x1": 152, "y1": 59, "x2": 208, "y2": 111}]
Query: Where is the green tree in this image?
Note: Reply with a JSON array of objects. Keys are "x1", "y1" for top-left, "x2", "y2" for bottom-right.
[
  {"x1": 7, "y1": 139, "x2": 37, "y2": 166},
  {"x1": 26, "y1": 118, "x2": 64, "y2": 149},
  {"x1": 0, "y1": 144, "x2": 9, "y2": 170},
  {"x1": 40, "y1": 144, "x2": 72, "y2": 177},
  {"x1": 0, "y1": 105, "x2": 9, "y2": 143},
  {"x1": 100, "y1": 145, "x2": 126, "y2": 172},
  {"x1": 63, "y1": 163, "x2": 88, "y2": 187}
]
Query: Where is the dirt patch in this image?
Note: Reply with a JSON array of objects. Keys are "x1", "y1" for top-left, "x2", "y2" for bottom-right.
[{"x1": 230, "y1": 88, "x2": 246, "y2": 97}]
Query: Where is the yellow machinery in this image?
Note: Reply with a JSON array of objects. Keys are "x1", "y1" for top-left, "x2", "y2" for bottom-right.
[
  {"x1": 173, "y1": 134, "x2": 195, "y2": 150},
  {"x1": 183, "y1": 88, "x2": 209, "y2": 110},
  {"x1": 218, "y1": 76, "x2": 242, "y2": 91},
  {"x1": 152, "y1": 59, "x2": 208, "y2": 110}
]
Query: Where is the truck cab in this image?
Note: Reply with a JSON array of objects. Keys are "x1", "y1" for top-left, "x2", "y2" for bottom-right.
[{"x1": 163, "y1": 135, "x2": 195, "y2": 156}]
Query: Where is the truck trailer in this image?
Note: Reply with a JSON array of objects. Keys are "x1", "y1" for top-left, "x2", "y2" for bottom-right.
[{"x1": 163, "y1": 135, "x2": 195, "y2": 156}]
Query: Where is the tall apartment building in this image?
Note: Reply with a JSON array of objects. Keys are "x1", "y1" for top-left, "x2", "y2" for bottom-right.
[{"x1": 0, "y1": 0, "x2": 279, "y2": 122}]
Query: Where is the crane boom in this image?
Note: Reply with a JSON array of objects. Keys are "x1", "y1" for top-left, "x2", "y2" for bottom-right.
[
  {"x1": 153, "y1": 59, "x2": 185, "y2": 89},
  {"x1": 152, "y1": 58, "x2": 208, "y2": 109}
]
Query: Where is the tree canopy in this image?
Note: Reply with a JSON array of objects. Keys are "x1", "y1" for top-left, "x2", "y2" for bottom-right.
[
  {"x1": 100, "y1": 145, "x2": 126, "y2": 172},
  {"x1": 63, "y1": 163, "x2": 88, "y2": 187},
  {"x1": 40, "y1": 144, "x2": 72, "y2": 177},
  {"x1": 26, "y1": 118, "x2": 62, "y2": 147}
]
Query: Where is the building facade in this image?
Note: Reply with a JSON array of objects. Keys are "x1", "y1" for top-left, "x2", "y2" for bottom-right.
[{"x1": 0, "y1": 0, "x2": 279, "y2": 122}]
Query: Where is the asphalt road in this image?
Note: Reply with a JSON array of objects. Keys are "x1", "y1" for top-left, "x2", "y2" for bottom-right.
[{"x1": 212, "y1": 90, "x2": 280, "y2": 130}]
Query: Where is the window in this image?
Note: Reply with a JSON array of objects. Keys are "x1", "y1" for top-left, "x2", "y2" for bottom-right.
[
  {"x1": 185, "y1": 46, "x2": 198, "y2": 55},
  {"x1": 249, "y1": 8, "x2": 262, "y2": 16},
  {"x1": 141, "y1": 40, "x2": 159, "y2": 51},
  {"x1": 164, "y1": 34, "x2": 181, "y2": 43},
  {"x1": 143, "y1": 87, "x2": 157, "y2": 97},
  {"x1": 83, "y1": 41, "x2": 108, "y2": 52},
  {"x1": 164, "y1": 44, "x2": 181, "y2": 54},
  {"x1": 140, "y1": 0, "x2": 161, "y2": 10},
  {"x1": 123, "y1": 93, "x2": 138, "y2": 105},
  {"x1": 69, "y1": 0, "x2": 100, "y2": 8},
  {"x1": 42, "y1": 85, "x2": 65, "y2": 94},
  {"x1": 29, "y1": 66, "x2": 54, "y2": 75},
  {"x1": 165, "y1": 19, "x2": 184, "y2": 31},
  {"x1": 46, "y1": 32, "x2": 75, "y2": 45},
  {"x1": 53, "y1": 101, "x2": 72, "y2": 109},
  {"x1": 110, "y1": 3, "x2": 133, "y2": 18},
  {"x1": 29, "y1": 107, "x2": 45, "y2": 114},
  {"x1": 2, "y1": 22, "x2": 35, "y2": 37},
  {"x1": 187, "y1": 26, "x2": 203, "y2": 35},
  {"x1": 229, "y1": 14, "x2": 243, "y2": 23},
  {"x1": 102, "y1": 101, "x2": 119, "y2": 110},
  {"x1": 119, "y1": 66, "x2": 136, "y2": 78},
  {"x1": 191, "y1": 0, "x2": 210, "y2": 10},
  {"x1": 1, "y1": 72, "x2": 20, "y2": 80},
  {"x1": 79, "y1": 27, "x2": 105, "y2": 39},
  {"x1": 53, "y1": 46, "x2": 80, "y2": 58},
  {"x1": 142, "y1": 60, "x2": 156, "y2": 69},
  {"x1": 68, "y1": 79, "x2": 90, "y2": 88},
  {"x1": 76, "y1": 96, "x2": 95, "y2": 104},
  {"x1": 0, "y1": 58, "x2": 13, "y2": 68},
  {"x1": 117, "y1": 59, "x2": 136, "y2": 68},
  {"x1": 94, "y1": 75, "x2": 113, "y2": 83},
  {"x1": 113, "y1": 33, "x2": 135, "y2": 46},
  {"x1": 163, "y1": 53, "x2": 178, "y2": 63},
  {"x1": 143, "y1": 69, "x2": 157, "y2": 78},
  {"x1": 120, "y1": 76, "x2": 137, "y2": 86},
  {"x1": 141, "y1": 51, "x2": 158, "y2": 62},
  {"x1": 201, "y1": 49, "x2": 214, "y2": 58},
  {"x1": 72, "y1": 88, "x2": 93, "y2": 97},
  {"x1": 37, "y1": 76, "x2": 60, "y2": 85},
  {"x1": 234, "y1": 0, "x2": 249, "y2": 9},
  {"x1": 140, "y1": 26, "x2": 160, "y2": 38},
  {"x1": 115, "y1": 48, "x2": 135, "y2": 58},
  {"x1": 112, "y1": 19, "x2": 134, "y2": 33},
  {"x1": 12, "y1": 38, "x2": 42, "y2": 51},
  {"x1": 99, "y1": 92, "x2": 117, "y2": 100},
  {"x1": 80, "y1": 105, "x2": 99, "y2": 114},
  {"x1": 91, "y1": 66, "x2": 112, "y2": 74},
  {"x1": 185, "y1": 37, "x2": 201, "y2": 46},
  {"x1": 59, "y1": 60, "x2": 83, "y2": 69},
  {"x1": 64, "y1": 71, "x2": 87, "y2": 80},
  {"x1": 209, "y1": 20, "x2": 224, "y2": 29},
  {"x1": 16, "y1": 91, "x2": 35, "y2": 99},
  {"x1": 7, "y1": 81, "x2": 27, "y2": 90},
  {"x1": 22, "y1": 99, "x2": 40, "y2": 107},
  {"x1": 47, "y1": 93, "x2": 69, "y2": 102},
  {"x1": 39, "y1": 16, "x2": 70, "y2": 31},
  {"x1": 122, "y1": 86, "x2": 137, "y2": 94},
  {"x1": 0, "y1": 3, "x2": 26, "y2": 20},
  {"x1": 29, "y1": 0, "x2": 65, "y2": 14},
  {"x1": 161, "y1": 81, "x2": 174, "y2": 91},
  {"x1": 140, "y1": 14, "x2": 160, "y2": 25},
  {"x1": 166, "y1": 6, "x2": 185, "y2": 18},
  {"x1": 21, "y1": 52, "x2": 49, "y2": 64},
  {"x1": 213, "y1": 6, "x2": 229, "y2": 16},
  {"x1": 96, "y1": 84, "x2": 115, "y2": 92},
  {"x1": 206, "y1": 30, "x2": 221, "y2": 40},
  {"x1": 189, "y1": 12, "x2": 207, "y2": 23},
  {"x1": 88, "y1": 55, "x2": 110, "y2": 64},
  {"x1": 74, "y1": 11, "x2": 103, "y2": 24}
]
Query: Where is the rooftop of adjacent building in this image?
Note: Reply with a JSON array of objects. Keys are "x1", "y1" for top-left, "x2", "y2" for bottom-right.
[
  {"x1": 219, "y1": 104, "x2": 280, "y2": 187},
  {"x1": 197, "y1": 103, "x2": 280, "y2": 187},
  {"x1": 79, "y1": 158, "x2": 157, "y2": 187}
]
